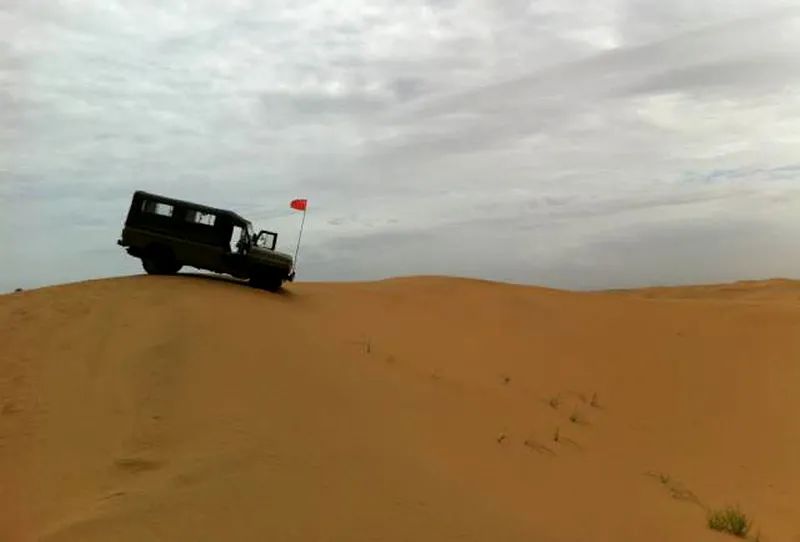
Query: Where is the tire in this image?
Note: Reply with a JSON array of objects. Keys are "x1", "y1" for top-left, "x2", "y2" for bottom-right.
[
  {"x1": 142, "y1": 256, "x2": 162, "y2": 275},
  {"x1": 141, "y1": 248, "x2": 182, "y2": 275},
  {"x1": 251, "y1": 273, "x2": 282, "y2": 292},
  {"x1": 264, "y1": 277, "x2": 282, "y2": 292}
]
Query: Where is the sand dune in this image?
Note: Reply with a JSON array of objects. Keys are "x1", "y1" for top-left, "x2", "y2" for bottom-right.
[{"x1": 1, "y1": 275, "x2": 799, "y2": 541}]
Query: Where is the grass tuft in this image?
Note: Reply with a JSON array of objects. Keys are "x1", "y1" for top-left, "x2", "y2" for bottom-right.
[{"x1": 707, "y1": 506, "x2": 751, "y2": 538}]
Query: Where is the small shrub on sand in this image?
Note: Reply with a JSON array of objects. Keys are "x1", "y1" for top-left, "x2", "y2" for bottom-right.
[{"x1": 707, "y1": 506, "x2": 750, "y2": 538}]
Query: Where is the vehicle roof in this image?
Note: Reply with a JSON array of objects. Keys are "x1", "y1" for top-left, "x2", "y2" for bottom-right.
[{"x1": 133, "y1": 190, "x2": 249, "y2": 224}]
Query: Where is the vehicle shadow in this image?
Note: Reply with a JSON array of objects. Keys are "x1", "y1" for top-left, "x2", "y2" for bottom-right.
[{"x1": 178, "y1": 272, "x2": 296, "y2": 297}]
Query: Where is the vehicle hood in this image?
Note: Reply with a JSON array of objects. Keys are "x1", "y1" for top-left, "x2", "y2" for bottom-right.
[{"x1": 249, "y1": 247, "x2": 294, "y2": 268}]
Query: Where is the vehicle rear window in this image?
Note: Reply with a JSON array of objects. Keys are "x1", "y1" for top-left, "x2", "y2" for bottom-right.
[{"x1": 141, "y1": 200, "x2": 174, "y2": 217}]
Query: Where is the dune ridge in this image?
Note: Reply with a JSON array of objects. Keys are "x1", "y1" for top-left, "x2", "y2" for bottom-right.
[{"x1": 2, "y1": 275, "x2": 799, "y2": 541}]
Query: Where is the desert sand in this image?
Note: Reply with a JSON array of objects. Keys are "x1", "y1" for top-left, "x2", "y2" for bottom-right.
[{"x1": 1, "y1": 274, "x2": 798, "y2": 541}]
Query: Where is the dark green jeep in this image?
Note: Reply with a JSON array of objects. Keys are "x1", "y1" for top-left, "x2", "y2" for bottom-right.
[{"x1": 117, "y1": 191, "x2": 295, "y2": 291}]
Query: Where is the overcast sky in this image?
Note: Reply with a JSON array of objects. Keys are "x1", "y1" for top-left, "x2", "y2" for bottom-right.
[{"x1": 2, "y1": 0, "x2": 800, "y2": 292}]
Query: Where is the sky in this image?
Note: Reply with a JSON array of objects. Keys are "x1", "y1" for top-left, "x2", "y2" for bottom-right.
[{"x1": 2, "y1": 0, "x2": 800, "y2": 292}]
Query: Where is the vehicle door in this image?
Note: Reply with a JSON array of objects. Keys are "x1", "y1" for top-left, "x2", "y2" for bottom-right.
[{"x1": 178, "y1": 208, "x2": 227, "y2": 272}]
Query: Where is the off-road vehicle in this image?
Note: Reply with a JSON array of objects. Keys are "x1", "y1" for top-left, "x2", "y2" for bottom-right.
[{"x1": 117, "y1": 191, "x2": 295, "y2": 291}]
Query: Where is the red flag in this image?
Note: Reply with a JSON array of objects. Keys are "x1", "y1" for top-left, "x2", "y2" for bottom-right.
[{"x1": 290, "y1": 198, "x2": 308, "y2": 211}]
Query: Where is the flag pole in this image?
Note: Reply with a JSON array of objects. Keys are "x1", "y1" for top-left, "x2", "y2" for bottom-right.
[{"x1": 293, "y1": 206, "x2": 307, "y2": 271}]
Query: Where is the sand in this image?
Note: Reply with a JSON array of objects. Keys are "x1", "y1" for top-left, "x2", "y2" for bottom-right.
[{"x1": 1, "y1": 274, "x2": 798, "y2": 541}]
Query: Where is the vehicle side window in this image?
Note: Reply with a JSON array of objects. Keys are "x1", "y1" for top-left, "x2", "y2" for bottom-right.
[
  {"x1": 230, "y1": 225, "x2": 244, "y2": 252},
  {"x1": 185, "y1": 210, "x2": 216, "y2": 226},
  {"x1": 141, "y1": 199, "x2": 174, "y2": 217}
]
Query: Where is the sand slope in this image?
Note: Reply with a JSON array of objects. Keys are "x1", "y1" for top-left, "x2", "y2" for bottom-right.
[{"x1": 1, "y1": 275, "x2": 799, "y2": 541}]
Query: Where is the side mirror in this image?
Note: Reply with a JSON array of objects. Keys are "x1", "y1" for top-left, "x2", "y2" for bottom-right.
[{"x1": 255, "y1": 230, "x2": 277, "y2": 250}]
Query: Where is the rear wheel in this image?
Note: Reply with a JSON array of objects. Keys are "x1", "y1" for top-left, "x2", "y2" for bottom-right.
[{"x1": 141, "y1": 249, "x2": 182, "y2": 275}]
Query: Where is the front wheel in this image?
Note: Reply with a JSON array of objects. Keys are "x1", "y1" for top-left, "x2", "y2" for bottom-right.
[{"x1": 251, "y1": 274, "x2": 282, "y2": 292}]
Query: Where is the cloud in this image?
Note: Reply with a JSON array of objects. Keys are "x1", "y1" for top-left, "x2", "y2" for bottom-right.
[{"x1": 2, "y1": 0, "x2": 800, "y2": 291}]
